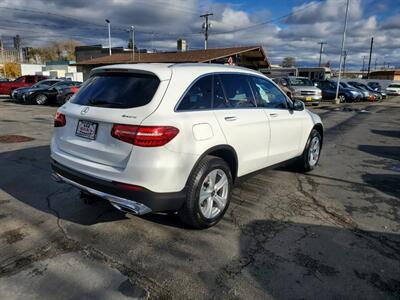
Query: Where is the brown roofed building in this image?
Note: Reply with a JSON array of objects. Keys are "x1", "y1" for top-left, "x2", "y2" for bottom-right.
[
  {"x1": 75, "y1": 45, "x2": 270, "y2": 79},
  {"x1": 369, "y1": 69, "x2": 400, "y2": 80}
]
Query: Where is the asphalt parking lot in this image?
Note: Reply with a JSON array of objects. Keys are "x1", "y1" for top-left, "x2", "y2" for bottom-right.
[{"x1": 0, "y1": 96, "x2": 399, "y2": 299}]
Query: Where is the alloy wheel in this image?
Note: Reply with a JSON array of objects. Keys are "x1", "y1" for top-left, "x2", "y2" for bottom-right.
[
  {"x1": 36, "y1": 94, "x2": 47, "y2": 105},
  {"x1": 308, "y1": 136, "x2": 320, "y2": 167},
  {"x1": 199, "y1": 169, "x2": 229, "y2": 219}
]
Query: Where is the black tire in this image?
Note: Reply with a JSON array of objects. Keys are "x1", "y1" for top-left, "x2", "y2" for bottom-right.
[
  {"x1": 295, "y1": 129, "x2": 322, "y2": 172},
  {"x1": 178, "y1": 156, "x2": 233, "y2": 229},
  {"x1": 35, "y1": 94, "x2": 48, "y2": 105}
]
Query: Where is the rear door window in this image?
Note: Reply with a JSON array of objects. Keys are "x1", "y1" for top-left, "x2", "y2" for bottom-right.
[
  {"x1": 219, "y1": 74, "x2": 256, "y2": 108},
  {"x1": 176, "y1": 75, "x2": 212, "y2": 111},
  {"x1": 71, "y1": 72, "x2": 160, "y2": 108}
]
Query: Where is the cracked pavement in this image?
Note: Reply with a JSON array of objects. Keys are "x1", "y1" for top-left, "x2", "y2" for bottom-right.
[{"x1": 0, "y1": 96, "x2": 399, "y2": 299}]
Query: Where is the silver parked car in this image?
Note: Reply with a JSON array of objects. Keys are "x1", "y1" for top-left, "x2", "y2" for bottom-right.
[{"x1": 273, "y1": 76, "x2": 322, "y2": 105}]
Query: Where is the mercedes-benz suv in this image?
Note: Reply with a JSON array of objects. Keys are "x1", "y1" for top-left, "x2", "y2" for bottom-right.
[{"x1": 51, "y1": 63, "x2": 323, "y2": 229}]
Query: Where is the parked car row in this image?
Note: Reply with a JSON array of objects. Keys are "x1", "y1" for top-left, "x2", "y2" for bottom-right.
[
  {"x1": 272, "y1": 76, "x2": 398, "y2": 103},
  {"x1": 386, "y1": 83, "x2": 400, "y2": 96},
  {"x1": 313, "y1": 80, "x2": 390, "y2": 103},
  {"x1": 10, "y1": 79, "x2": 81, "y2": 105},
  {"x1": 273, "y1": 76, "x2": 322, "y2": 106},
  {"x1": 0, "y1": 75, "x2": 48, "y2": 95}
]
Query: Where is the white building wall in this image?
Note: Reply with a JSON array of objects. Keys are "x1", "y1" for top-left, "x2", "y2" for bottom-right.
[{"x1": 20, "y1": 64, "x2": 45, "y2": 75}]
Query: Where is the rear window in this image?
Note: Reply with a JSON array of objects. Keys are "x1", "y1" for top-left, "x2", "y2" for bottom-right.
[{"x1": 70, "y1": 72, "x2": 160, "y2": 108}]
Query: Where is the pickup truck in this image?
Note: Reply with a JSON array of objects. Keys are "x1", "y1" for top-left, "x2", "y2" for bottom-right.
[{"x1": 0, "y1": 75, "x2": 48, "y2": 95}]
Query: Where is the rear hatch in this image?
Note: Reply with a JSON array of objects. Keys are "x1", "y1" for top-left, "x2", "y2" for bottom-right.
[{"x1": 55, "y1": 68, "x2": 171, "y2": 168}]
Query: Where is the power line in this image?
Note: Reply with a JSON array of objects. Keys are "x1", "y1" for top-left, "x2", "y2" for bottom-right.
[{"x1": 212, "y1": 0, "x2": 329, "y2": 35}]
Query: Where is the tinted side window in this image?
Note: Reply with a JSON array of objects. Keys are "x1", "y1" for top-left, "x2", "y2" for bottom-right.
[
  {"x1": 213, "y1": 75, "x2": 228, "y2": 109},
  {"x1": 219, "y1": 74, "x2": 255, "y2": 108},
  {"x1": 25, "y1": 76, "x2": 35, "y2": 83},
  {"x1": 177, "y1": 75, "x2": 212, "y2": 111},
  {"x1": 251, "y1": 77, "x2": 288, "y2": 109}
]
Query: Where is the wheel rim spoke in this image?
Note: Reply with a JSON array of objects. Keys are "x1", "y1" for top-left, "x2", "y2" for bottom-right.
[
  {"x1": 213, "y1": 195, "x2": 226, "y2": 210},
  {"x1": 208, "y1": 170, "x2": 218, "y2": 187},
  {"x1": 205, "y1": 197, "x2": 214, "y2": 218},
  {"x1": 199, "y1": 189, "x2": 212, "y2": 203},
  {"x1": 214, "y1": 173, "x2": 228, "y2": 192}
]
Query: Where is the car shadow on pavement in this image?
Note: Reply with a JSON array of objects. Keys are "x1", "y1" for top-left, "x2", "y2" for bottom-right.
[
  {"x1": 371, "y1": 129, "x2": 400, "y2": 139},
  {"x1": 0, "y1": 145, "x2": 128, "y2": 226},
  {"x1": 233, "y1": 219, "x2": 400, "y2": 299},
  {"x1": 358, "y1": 145, "x2": 400, "y2": 162},
  {"x1": 362, "y1": 173, "x2": 400, "y2": 200}
]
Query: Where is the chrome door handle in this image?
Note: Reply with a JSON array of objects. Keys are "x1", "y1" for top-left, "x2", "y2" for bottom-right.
[
  {"x1": 224, "y1": 116, "x2": 237, "y2": 121},
  {"x1": 269, "y1": 113, "x2": 278, "y2": 118}
]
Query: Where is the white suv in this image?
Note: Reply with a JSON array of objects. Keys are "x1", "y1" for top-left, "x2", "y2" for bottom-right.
[{"x1": 51, "y1": 63, "x2": 323, "y2": 228}]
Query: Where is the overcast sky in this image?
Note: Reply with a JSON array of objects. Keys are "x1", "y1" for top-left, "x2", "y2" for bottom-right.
[{"x1": 0, "y1": 0, "x2": 398, "y2": 69}]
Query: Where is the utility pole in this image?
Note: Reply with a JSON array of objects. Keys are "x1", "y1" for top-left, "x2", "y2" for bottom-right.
[
  {"x1": 374, "y1": 58, "x2": 378, "y2": 70},
  {"x1": 105, "y1": 19, "x2": 112, "y2": 56},
  {"x1": 200, "y1": 13, "x2": 213, "y2": 50},
  {"x1": 343, "y1": 50, "x2": 347, "y2": 75},
  {"x1": 318, "y1": 42, "x2": 326, "y2": 67},
  {"x1": 362, "y1": 56, "x2": 366, "y2": 72},
  {"x1": 367, "y1": 37, "x2": 374, "y2": 78},
  {"x1": 335, "y1": 0, "x2": 350, "y2": 103}
]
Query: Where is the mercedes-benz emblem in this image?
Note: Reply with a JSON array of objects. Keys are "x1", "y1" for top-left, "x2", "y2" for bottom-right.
[{"x1": 81, "y1": 107, "x2": 90, "y2": 115}]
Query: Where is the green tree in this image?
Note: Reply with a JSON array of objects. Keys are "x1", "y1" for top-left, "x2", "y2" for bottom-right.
[{"x1": 281, "y1": 57, "x2": 296, "y2": 67}]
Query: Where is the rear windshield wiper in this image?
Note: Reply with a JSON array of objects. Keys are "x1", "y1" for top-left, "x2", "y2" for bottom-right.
[{"x1": 88, "y1": 99, "x2": 126, "y2": 108}]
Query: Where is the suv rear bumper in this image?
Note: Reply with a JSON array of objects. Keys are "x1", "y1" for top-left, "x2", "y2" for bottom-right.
[{"x1": 51, "y1": 159, "x2": 186, "y2": 214}]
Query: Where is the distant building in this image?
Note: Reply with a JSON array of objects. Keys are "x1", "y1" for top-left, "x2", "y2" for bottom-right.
[
  {"x1": 340, "y1": 71, "x2": 367, "y2": 79},
  {"x1": 74, "y1": 45, "x2": 270, "y2": 79},
  {"x1": 369, "y1": 69, "x2": 400, "y2": 81},
  {"x1": 260, "y1": 66, "x2": 298, "y2": 78},
  {"x1": 298, "y1": 67, "x2": 332, "y2": 80},
  {"x1": 75, "y1": 45, "x2": 129, "y2": 63},
  {"x1": 177, "y1": 39, "x2": 188, "y2": 52}
]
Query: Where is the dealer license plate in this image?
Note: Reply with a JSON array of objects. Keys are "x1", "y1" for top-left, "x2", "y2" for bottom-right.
[{"x1": 75, "y1": 120, "x2": 98, "y2": 140}]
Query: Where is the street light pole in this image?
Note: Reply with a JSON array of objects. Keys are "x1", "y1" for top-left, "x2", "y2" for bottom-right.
[
  {"x1": 105, "y1": 19, "x2": 112, "y2": 56},
  {"x1": 130, "y1": 26, "x2": 135, "y2": 62},
  {"x1": 334, "y1": 0, "x2": 350, "y2": 104}
]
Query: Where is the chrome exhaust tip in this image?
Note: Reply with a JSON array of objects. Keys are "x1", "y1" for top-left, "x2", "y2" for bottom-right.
[
  {"x1": 110, "y1": 202, "x2": 140, "y2": 215},
  {"x1": 51, "y1": 172, "x2": 63, "y2": 183}
]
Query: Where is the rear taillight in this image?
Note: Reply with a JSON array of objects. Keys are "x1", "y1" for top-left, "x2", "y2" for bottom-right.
[
  {"x1": 111, "y1": 124, "x2": 179, "y2": 147},
  {"x1": 54, "y1": 112, "x2": 66, "y2": 127}
]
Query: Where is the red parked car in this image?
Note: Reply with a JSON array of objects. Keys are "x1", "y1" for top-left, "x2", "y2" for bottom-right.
[{"x1": 0, "y1": 75, "x2": 48, "y2": 96}]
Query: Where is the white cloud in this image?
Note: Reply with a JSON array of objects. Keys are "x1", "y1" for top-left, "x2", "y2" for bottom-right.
[{"x1": 0, "y1": 0, "x2": 397, "y2": 69}]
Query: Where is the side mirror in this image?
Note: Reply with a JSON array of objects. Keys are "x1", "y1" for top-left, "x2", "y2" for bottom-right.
[
  {"x1": 282, "y1": 82, "x2": 287, "y2": 86},
  {"x1": 314, "y1": 83, "x2": 318, "y2": 87},
  {"x1": 292, "y1": 100, "x2": 305, "y2": 111}
]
